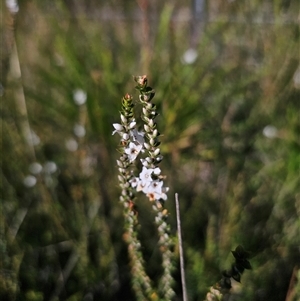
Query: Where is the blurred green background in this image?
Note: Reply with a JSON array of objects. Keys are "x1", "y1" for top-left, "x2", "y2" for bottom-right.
[{"x1": 1, "y1": 0, "x2": 299, "y2": 300}]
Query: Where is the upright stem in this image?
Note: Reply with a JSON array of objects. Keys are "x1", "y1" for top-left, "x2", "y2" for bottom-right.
[{"x1": 175, "y1": 193, "x2": 188, "y2": 301}]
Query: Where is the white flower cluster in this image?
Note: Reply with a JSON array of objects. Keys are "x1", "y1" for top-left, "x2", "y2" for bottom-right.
[
  {"x1": 130, "y1": 166, "x2": 169, "y2": 201},
  {"x1": 113, "y1": 120, "x2": 144, "y2": 162},
  {"x1": 113, "y1": 120, "x2": 169, "y2": 202}
]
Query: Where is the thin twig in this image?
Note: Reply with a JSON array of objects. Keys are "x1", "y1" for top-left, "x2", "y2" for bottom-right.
[
  {"x1": 175, "y1": 193, "x2": 188, "y2": 301},
  {"x1": 285, "y1": 266, "x2": 299, "y2": 301}
]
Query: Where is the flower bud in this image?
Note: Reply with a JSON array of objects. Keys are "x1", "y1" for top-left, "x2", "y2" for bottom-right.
[
  {"x1": 142, "y1": 107, "x2": 148, "y2": 116},
  {"x1": 141, "y1": 160, "x2": 149, "y2": 167},
  {"x1": 143, "y1": 143, "x2": 151, "y2": 150},
  {"x1": 153, "y1": 148, "x2": 160, "y2": 156},
  {"x1": 143, "y1": 116, "x2": 150, "y2": 124},
  {"x1": 129, "y1": 120, "x2": 136, "y2": 129},
  {"x1": 148, "y1": 119, "x2": 154, "y2": 127},
  {"x1": 144, "y1": 124, "x2": 151, "y2": 132},
  {"x1": 149, "y1": 138, "x2": 155, "y2": 146},
  {"x1": 134, "y1": 75, "x2": 147, "y2": 88},
  {"x1": 113, "y1": 123, "x2": 123, "y2": 131},
  {"x1": 124, "y1": 93, "x2": 132, "y2": 100},
  {"x1": 156, "y1": 155, "x2": 163, "y2": 163},
  {"x1": 146, "y1": 103, "x2": 153, "y2": 110},
  {"x1": 146, "y1": 157, "x2": 152, "y2": 163},
  {"x1": 122, "y1": 133, "x2": 129, "y2": 140},
  {"x1": 120, "y1": 114, "x2": 127, "y2": 124},
  {"x1": 152, "y1": 129, "x2": 158, "y2": 137}
]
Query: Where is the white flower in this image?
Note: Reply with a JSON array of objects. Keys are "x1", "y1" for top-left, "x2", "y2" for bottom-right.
[
  {"x1": 140, "y1": 158, "x2": 150, "y2": 167},
  {"x1": 144, "y1": 180, "x2": 163, "y2": 193},
  {"x1": 29, "y1": 162, "x2": 43, "y2": 175},
  {"x1": 130, "y1": 129, "x2": 145, "y2": 145},
  {"x1": 130, "y1": 177, "x2": 140, "y2": 188},
  {"x1": 122, "y1": 133, "x2": 129, "y2": 140},
  {"x1": 144, "y1": 180, "x2": 168, "y2": 201},
  {"x1": 65, "y1": 138, "x2": 78, "y2": 152},
  {"x1": 263, "y1": 125, "x2": 277, "y2": 139},
  {"x1": 73, "y1": 89, "x2": 87, "y2": 105},
  {"x1": 6, "y1": 0, "x2": 19, "y2": 14},
  {"x1": 44, "y1": 161, "x2": 57, "y2": 174},
  {"x1": 182, "y1": 48, "x2": 198, "y2": 65},
  {"x1": 125, "y1": 142, "x2": 143, "y2": 162},
  {"x1": 148, "y1": 189, "x2": 168, "y2": 201},
  {"x1": 153, "y1": 167, "x2": 161, "y2": 175},
  {"x1": 139, "y1": 167, "x2": 155, "y2": 186},
  {"x1": 73, "y1": 124, "x2": 86, "y2": 137},
  {"x1": 130, "y1": 177, "x2": 148, "y2": 192},
  {"x1": 112, "y1": 123, "x2": 124, "y2": 136},
  {"x1": 23, "y1": 175, "x2": 37, "y2": 188}
]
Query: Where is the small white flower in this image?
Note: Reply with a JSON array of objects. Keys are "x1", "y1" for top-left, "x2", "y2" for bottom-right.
[
  {"x1": 144, "y1": 180, "x2": 163, "y2": 194},
  {"x1": 182, "y1": 48, "x2": 198, "y2": 65},
  {"x1": 29, "y1": 162, "x2": 43, "y2": 175},
  {"x1": 139, "y1": 166, "x2": 155, "y2": 186},
  {"x1": 112, "y1": 123, "x2": 124, "y2": 135},
  {"x1": 73, "y1": 89, "x2": 87, "y2": 105},
  {"x1": 140, "y1": 158, "x2": 150, "y2": 167},
  {"x1": 136, "y1": 181, "x2": 148, "y2": 192},
  {"x1": 146, "y1": 190, "x2": 165, "y2": 201},
  {"x1": 6, "y1": 0, "x2": 19, "y2": 14},
  {"x1": 65, "y1": 138, "x2": 78, "y2": 151},
  {"x1": 263, "y1": 125, "x2": 277, "y2": 139},
  {"x1": 130, "y1": 177, "x2": 140, "y2": 188},
  {"x1": 122, "y1": 133, "x2": 129, "y2": 140},
  {"x1": 44, "y1": 161, "x2": 57, "y2": 174},
  {"x1": 153, "y1": 167, "x2": 161, "y2": 175},
  {"x1": 130, "y1": 129, "x2": 145, "y2": 145},
  {"x1": 73, "y1": 124, "x2": 86, "y2": 137},
  {"x1": 125, "y1": 142, "x2": 143, "y2": 162},
  {"x1": 145, "y1": 181, "x2": 168, "y2": 201},
  {"x1": 23, "y1": 175, "x2": 37, "y2": 188}
]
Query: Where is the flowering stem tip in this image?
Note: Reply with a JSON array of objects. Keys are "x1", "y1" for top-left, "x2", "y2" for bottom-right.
[{"x1": 113, "y1": 75, "x2": 175, "y2": 301}]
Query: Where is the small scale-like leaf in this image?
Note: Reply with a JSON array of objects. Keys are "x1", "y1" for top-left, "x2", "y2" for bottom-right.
[
  {"x1": 232, "y1": 273, "x2": 241, "y2": 283},
  {"x1": 221, "y1": 277, "x2": 232, "y2": 289},
  {"x1": 242, "y1": 260, "x2": 252, "y2": 270},
  {"x1": 222, "y1": 270, "x2": 232, "y2": 278},
  {"x1": 234, "y1": 262, "x2": 245, "y2": 274}
]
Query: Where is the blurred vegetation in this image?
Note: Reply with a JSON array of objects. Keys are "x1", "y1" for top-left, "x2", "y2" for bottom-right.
[{"x1": 1, "y1": 0, "x2": 299, "y2": 300}]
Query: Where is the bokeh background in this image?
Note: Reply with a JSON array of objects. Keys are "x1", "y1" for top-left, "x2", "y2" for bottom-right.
[{"x1": 1, "y1": 0, "x2": 300, "y2": 300}]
